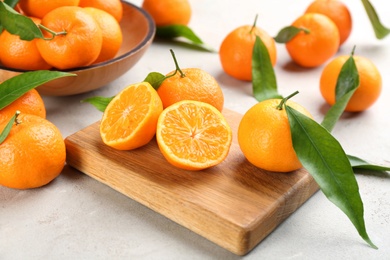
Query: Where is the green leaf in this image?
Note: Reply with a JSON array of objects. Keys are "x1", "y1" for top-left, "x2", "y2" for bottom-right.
[
  {"x1": 0, "y1": 112, "x2": 16, "y2": 145},
  {"x1": 321, "y1": 51, "x2": 359, "y2": 132},
  {"x1": 274, "y1": 26, "x2": 309, "y2": 43},
  {"x1": 81, "y1": 96, "x2": 114, "y2": 112},
  {"x1": 144, "y1": 72, "x2": 166, "y2": 90},
  {"x1": 348, "y1": 155, "x2": 390, "y2": 172},
  {"x1": 0, "y1": 70, "x2": 76, "y2": 110},
  {"x1": 4, "y1": 0, "x2": 19, "y2": 8},
  {"x1": 361, "y1": 0, "x2": 390, "y2": 39},
  {"x1": 156, "y1": 25, "x2": 216, "y2": 52},
  {"x1": 252, "y1": 36, "x2": 282, "y2": 102},
  {"x1": 286, "y1": 105, "x2": 377, "y2": 249},
  {"x1": 0, "y1": 2, "x2": 44, "y2": 40}
]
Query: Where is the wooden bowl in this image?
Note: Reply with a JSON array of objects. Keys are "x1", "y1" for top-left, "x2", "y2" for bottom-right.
[{"x1": 0, "y1": 2, "x2": 155, "y2": 96}]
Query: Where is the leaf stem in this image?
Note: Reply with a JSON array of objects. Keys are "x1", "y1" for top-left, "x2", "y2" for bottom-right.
[
  {"x1": 277, "y1": 90, "x2": 299, "y2": 110},
  {"x1": 250, "y1": 14, "x2": 258, "y2": 34},
  {"x1": 38, "y1": 24, "x2": 67, "y2": 40},
  {"x1": 169, "y1": 49, "x2": 185, "y2": 78}
]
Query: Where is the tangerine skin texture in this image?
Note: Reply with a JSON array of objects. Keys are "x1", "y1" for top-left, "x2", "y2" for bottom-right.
[
  {"x1": 286, "y1": 13, "x2": 340, "y2": 68},
  {"x1": 0, "y1": 114, "x2": 66, "y2": 189},
  {"x1": 238, "y1": 99, "x2": 312, "y2": 173},
  {"x1": 320, "y1": 55, "x2": 382, "y2": 112}
]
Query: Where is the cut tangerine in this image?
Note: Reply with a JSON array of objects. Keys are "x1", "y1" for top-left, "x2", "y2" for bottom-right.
[
  {"x1": 156, "y1": 100, "x2": 232, "y2": 171},
  {"x1": 100, "y1": 82, "x2": 163, "y2": 150}
]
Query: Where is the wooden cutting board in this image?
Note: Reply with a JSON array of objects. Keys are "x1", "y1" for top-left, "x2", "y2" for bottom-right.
[{"x1": 64, "y1": 108, "x2": 319, "y2": 255}]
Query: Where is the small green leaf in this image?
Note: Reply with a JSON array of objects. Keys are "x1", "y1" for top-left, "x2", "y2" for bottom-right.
[
  {"x1": 0, "y1": 71, "x2": 76, "y2": 110},
  {"x1": 348, "y1": 155, "x2": 390, "y2": 172},
  {"x1": 81, "y1": 96, "x2": 114, "y2": 112},
  {"x1": 252, "y1": 36, "x2": 282, "y2": 102},
  {"x1": 286, "y1": 105, "x2": 377, "y2": 249},
  {"x1": 0, "y1": 2, "x2": 44, "y2": 40},
  {"x1": 156, "y1": 25, "x2": 216, "y2": 52},
  {"x1": 274, "y1": 26, "x2": 309, "y2": 43},
  {"x1": 321, "y1": 50, "x2": 359, "y2": 132},
  {"x1": 0, "y1": 112, "x2": 17, "y2": 145},
  {"x1": 144, "y1": 72, "x2": 166, "y2": 90},
  {"x1": 361, "y1": 0, "x2": 390, "y2": 39}
]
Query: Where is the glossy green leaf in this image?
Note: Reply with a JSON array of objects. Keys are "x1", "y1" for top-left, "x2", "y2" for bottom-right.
[
  {"x1": 156, "y1": 25, "x2": 215, "y2": 52},
  {"x1": 0, "y1": 71, "x2": 76, "y2": 110},
  {"x1": 4, "y1": 0, "x2": 18, "y2": 8},
  {"x1": 144, "y1": 72, "x2": 166, "y2": 90},
  {"x1": 81, "y1": 96, "x2": 114, "y2": 112},
  {"x1": 286, "y1": 105, "x2": 377, "y2": 249},
  {"x1": 274, "y1": 26, "x2": 309, "y2": 43},
  {"x1": 0, "y1": 112, "x2": 16, "y2": 145},
  {"x1": 361, "y1": 0, "x2": 390, "y2": 39},
  {"x1": 321, "y1": 51, "x2": 359, "y2": 132},
  {"x1": 0, "y1": 2, "x2": 43, "y2": 40},
  {"x1": 348, "y1": 155, "x2": 390, "y2": 172},
  {"x1": 252, "y1": 36, "x2": 282, "y2": 102}
]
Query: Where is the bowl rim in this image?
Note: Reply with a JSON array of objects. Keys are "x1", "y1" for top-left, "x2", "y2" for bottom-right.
[{"x1": 0, "y1": 1, "x2": 156, "y2": 73}]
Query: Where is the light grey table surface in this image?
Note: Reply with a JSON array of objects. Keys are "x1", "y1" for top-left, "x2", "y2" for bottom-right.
[{"x1": 1, "y1": 0, "x2": 389, "y2": 259}]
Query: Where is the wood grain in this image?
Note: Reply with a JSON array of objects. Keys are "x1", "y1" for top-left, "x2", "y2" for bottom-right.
[{"x1": 64, "y1": 108, "x2": 319, "y2": 255}]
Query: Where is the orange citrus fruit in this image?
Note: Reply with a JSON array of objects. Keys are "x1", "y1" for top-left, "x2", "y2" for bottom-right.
[
  {"x1": 0, "y1": 17, "x2": 52, "y2": 71},
  {"x1": 156, "y1": 100, "x2": 232, "y2": 171},
  {"x1": 141, "y1": 0, "x2": 191, "y2": 26},
  {"x1": 305, "y1": 0, "x2": 352, "y2": 46},
  {"x1": 0, "y1": 89, "x2": 46, "y2": 124},
  {"x1": 84, "y1": 7, "x2": 123, "y2": 63},
  {"x1": 238, "y1": 99, "x2": 312, "y2": 172},
  {"x1": 79, "y1": 0, "x2": 123, "y2": 22},
  {"x1": 320, "y1": 55, "x2": 382, "y2": 112},
  {"x1": 219, "y1": 24, "x2": 277, "y2": 81},
  {"x1": 157, "y1": 68, "x2": 224, "y2": 112},
  {"x1": 18, "y1": 0, "x2": 80, "y2": 19},
  {"x1": 0, "y1": 113, "x2": 66, "y2": 189},
  {"x1": 286, "y1": 13, "x2": 340, "y2": 68},
  {"x1": 100, "y1": 82, "x2": 163, "y2": 150},
  {"x1": 36, "y1": 6, "x2": 103, "y2": 70}
]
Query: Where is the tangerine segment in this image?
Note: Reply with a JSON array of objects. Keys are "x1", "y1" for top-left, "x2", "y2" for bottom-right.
[
  {"x1": 100, "y1": 82, "x2": 163, "y2": 150},
  {"x1": 156, "y1": 100, "x2": 232, "y2": 171}
]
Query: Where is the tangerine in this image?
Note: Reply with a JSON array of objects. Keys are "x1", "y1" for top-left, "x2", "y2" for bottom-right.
[
  {"x1": 286, "y1": 13, "x2": 340, "y2": 68},
  {"x1": 320, "y1": 55, "x2": 382, "y2": 112},
  {"x1": 100, "y1": 82, "x2": 163, "y2": 150},
  {"x1": 18, "y1": 0, "x2": 80, "y2": 19},
  {"x1": 141, "y1": 0, "x2": 191, "y2": 26},
  {"x1": 36, "y1": 6, "x2": 103, "y2": 70},
  {"x1": 0, "y1": 17, "x2": 52, "y2": 71},
  {"x1": 238, "y1": 98, "x2": 312, "y2": 172},
  {"x1": 305, "y1": 0, "x2": 352, "y2": 46},
  {"x1": 0, "y1": 113, "x2": 66, "y2": 189},
  {"x1": 79, "y1": 0, "x2": 123, "y2": 22},
  {"x1": 84, "y1": 7, "x2": 123, "y2": 63},
  {"x1": 156, "y1": 100, "x2": 232, "y2": 171},
  {"x1": 0, "y1": 89, "x2": 46, "y2": 124},
  {"x1": 157, "y1": 67, "x2": 224, "y2": 112},
  {"x1": 219, "y1": 24, "x2": 277, "y2": 81}
]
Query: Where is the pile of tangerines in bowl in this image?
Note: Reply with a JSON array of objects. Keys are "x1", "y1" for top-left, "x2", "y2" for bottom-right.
[{"x1": 0, "y1": 0, "x2": 155, "y2": 96}]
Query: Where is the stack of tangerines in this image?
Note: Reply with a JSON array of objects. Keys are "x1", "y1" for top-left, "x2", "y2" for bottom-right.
[{"x1": 0, "y1": 0, "x2": 123, "y2": 71}]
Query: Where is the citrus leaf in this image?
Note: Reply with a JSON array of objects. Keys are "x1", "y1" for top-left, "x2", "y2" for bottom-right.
[
  {"x1": 361, "y1": 0, "x2": 390, "y2": 39},
  {"x1": 4, "y1": 0, "x2": 18, "y2": 8},
  {"x1": 0, "y1": 70, "x2": 76, "y2": 110},
  {"x1": 0, "y1": 112, "x2": 16, "y2": 145},
  {"x1": 274, "y1": 26, "x2": 308, "y2": 43},
  {"x1": 321, "y1": 50, "x2": 359, "y2": 132},
  {"x1": 0, "y1": 2, "x2": 43, "y2": 40},
  {"x1": 144, "y1": 72, "x2": 166, "y2": 90},
  {"x1": 348, "y1": 155, "x2": 390, "y2": 172},
  {"x1": 81, "y1": 96, "x2": 114, "y2": 112},
  {"x1": 286, "y1": 105, "x2": 377, "y2": 249},
  {"x1": 252, "y1": 35, "x2": 282, "y2": 102},
  {"x1": 156, "y1": 25, "x2": 215, "y2": 52}
]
